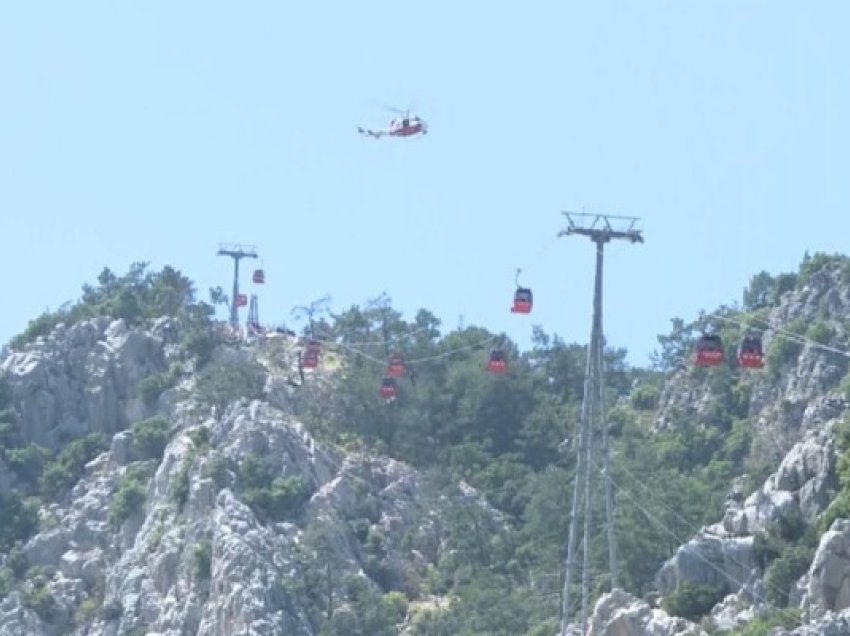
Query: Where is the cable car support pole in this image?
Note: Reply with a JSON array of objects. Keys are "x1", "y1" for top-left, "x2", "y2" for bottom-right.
[
  {"x1": 557, "y1": 213, "x2": 643, "y2": 635},
  {"x1": 217, "y1": 243, "x2": 259, "y2": 327}
]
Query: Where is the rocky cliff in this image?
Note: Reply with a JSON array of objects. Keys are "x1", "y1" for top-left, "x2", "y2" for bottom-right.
[
  {"x1": 586, "y1": 259, "x2": 850, "y2": 634},
  {"x1": 0, "y1": 316, "x2": 503, "y2": 635}
]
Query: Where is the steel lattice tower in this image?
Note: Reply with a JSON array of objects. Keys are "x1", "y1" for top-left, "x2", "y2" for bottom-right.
[
  {"x1": 558, "y1": 213, "x2": 643, "y2": 635},
  {"x1": 217, "y1": 243, "x2": 258, "y2": 326}
]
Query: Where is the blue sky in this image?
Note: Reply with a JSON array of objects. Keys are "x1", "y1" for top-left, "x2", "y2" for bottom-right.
[{"x1": 1, "y1": 2, "x2": 848, "y2": 367}]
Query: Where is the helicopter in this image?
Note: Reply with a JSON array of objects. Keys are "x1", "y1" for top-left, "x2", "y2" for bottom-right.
[{"x1": 358, "y1": 106, "x2": 428, "y2": 139}]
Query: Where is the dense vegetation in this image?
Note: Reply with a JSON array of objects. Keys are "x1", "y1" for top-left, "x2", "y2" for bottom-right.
[
  {"x1": 288, "y1": 252, "x2": 850, "y2": 634},
  {"x1": 290, "y1": 300, "x2": 730, "y2": 632},
  {"x1": 8, "y1": 262, "x2": 218, "y2": 365}
]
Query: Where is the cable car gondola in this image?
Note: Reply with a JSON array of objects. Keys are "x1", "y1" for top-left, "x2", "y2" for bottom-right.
[
  {"x1": 387, "y1": 352, "x2": 406, "y2": 377},
  {"x1": 737, "y1": 335, "x2": 764, "y2": 369},
  {"x1": 511, "y1": 288, "x2": 533, "y2": 314},
  {"x1": 379, "y1": 377, "x2": 398, "y2": 400},
  {"x1": 306, "y1": 339, "x2": 321, "y2": 355},
  {"x1": 253, "y1": 269, "x2": 265, "y2": 284},
  {"x1": 235, "y1": 294, "x2": 248, "y2": 307},
  {"x1": 302, "y1": 350, "x2": 319, "y2": 370},
  {"x1": 487, "y1": 348, "x2": 507, "y2": 374},
  {"x1": 510, "y1": 269, "x2": 533, "y2": 314},
  {"x1": 693, "y1": 334, "x2": 725, "y2": 367}
]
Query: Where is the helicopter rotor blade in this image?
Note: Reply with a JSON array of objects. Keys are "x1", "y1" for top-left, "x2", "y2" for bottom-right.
[{"x1": 382, "y1": 104, "x2": 407, "y2": 115}]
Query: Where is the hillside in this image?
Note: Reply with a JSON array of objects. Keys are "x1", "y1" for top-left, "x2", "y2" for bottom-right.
[{"x1": 2, "y1": 255, "x2": 850, "y2": 635}]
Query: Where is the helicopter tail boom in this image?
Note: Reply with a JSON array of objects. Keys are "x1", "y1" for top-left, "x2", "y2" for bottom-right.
[{"x1": 358, "y1": 127, "x2": 386, "y2": 139}]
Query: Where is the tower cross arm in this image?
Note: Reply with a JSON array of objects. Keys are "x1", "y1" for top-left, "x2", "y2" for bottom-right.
[
  {"x1": 217, "y1": 243, "x2": 259, "y2": 259},
  {"x1": 557, "y1": 212, "x2": 644, "y2": 244}
]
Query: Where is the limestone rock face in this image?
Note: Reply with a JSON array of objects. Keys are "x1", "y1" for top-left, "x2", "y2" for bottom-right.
[
  {"x1": 1, "y1": 318, "x2": 166, "y2": 451},
  {"x1": 771, "y1": 609, "x2": 850, "y2": 636},
  {"x1": 0, "y1": 323, "x2": 505, "y2": 636},
  {"x1": 723, "y1": 428, "x2": 837, "y2": 537},
  {"x1": 584, "y1": 589, "x2": 705, "y2": 636},
  {"x1": 656, "y1": 528, "x2": 757, "y2": 597},
  {"x1": 802, "y1": 519, "x2": 850, "y2": 614}
]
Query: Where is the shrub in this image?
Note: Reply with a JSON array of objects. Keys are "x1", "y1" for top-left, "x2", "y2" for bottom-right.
[
  {"x1": 22, "y1": 582, "x2": 60, "y2": 622},
  {"x1": 195, "y1": 357, "x2": 266, "y2": 412},
  {"x1": 0, "y1": 568, "x2": 13, "y2": 599},
  {"x1": 725, "y1": 609, "x2": 802, "y2": 635},
  {"x1": 182, "y1": 328, "x2": 217, "y2": 368},
  {"x1": 0, "y1": 492, "x2": 39, "y2": 551},
  {"x1": 805, "y1": 320, "x2": 833, "y2": 345},
  {"x1": 5, "y1": 544, "x2": 27, "y2": 579},
  {"x1": 839, "y1": 371, "x2": 850, "y2": 402},
  {"x1": 9, "y1": 310, "x2": 69, "y2": 350},
  {"x1": 188, "y1": 426, "x2": 212, "y2": 451},
  {"x1": 203, "y1": 453, "x2": 228, "y2": 487},
  {"x1": 5, "y1": 444, "x2": 51, "y2": 485},
  {"x1": 722, "y1": 419, "x2": 752, "y2": 464},
  {"x1": 146, "y1": 525, "x2": 164, "y2": 553},
  {"x1": 101, "y1": 600, "x2": 123, "y2": 621},
  {"x1": 239, "y1": 454, "x2": 311, "y2": 521},
  {"x1": 39, "y1": 433, "x2": 107, "y2": 498},
  {"x1": 764, "y1": 331, "x2": 803, "y2": 374},
  {"x1": 764, "y1": 544, "x2": 815, "y2": 606},
  {"x1": 108, "y1": 464, "x2": 151, "y2": 528},
  {"x1": 192, "y1": 540, "x2": 212, "y2": 579},
  {"x1": 798, "y1": 251, "x2": 846, "y2": 281},
  {"x1": 661, "y1": 582, "x2": 725, "y2": 620},
  {"x1": 0, "y1": 375, "x2": 11, "y2": 409},
  {"x1": 242, "y1": 476, "x2": 311, "y2": 522},
  {"x1": 75, "y1": 595, "x2": 101, "y2": 626},
  {"x1": 139, "y1": 370, "x2": 177, "y2": 406},
  {"x1": 170, "y1": 459, "x2": 191, "y2": 507},
  {"x1": 0, "y1": 421, "x2": 16, "y2": 448},
  {"x1": 773, "y1": 273, "x2": 798, "y2": 302},
  {"x1": 130, "y1": 417, "x2": 170, "y2": 460},
  {"x1": 730, "y1": 381, "x2": 752, "y2": 418},
  {"x1": 8, "y1": 264, "x2": 211, "y2": 351},
  {"x1": 630, "y1": 385, "x2": 660, "y2": 411}
]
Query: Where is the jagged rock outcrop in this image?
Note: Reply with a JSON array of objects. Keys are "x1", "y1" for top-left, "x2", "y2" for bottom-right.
[
  {"x1": 709, "y1": 591, "x2": 760, "y2": 631},
  {"x1": 656, "y1": 528, "x2": 756, "y2": 597},
  {"x1": 0, "y1": 318, "x2": 166, "y2": 451},
  {"x1": 583, "y1": 589, "x2": 704, "y2": 636},
  {"x1": 774, "y1": 609, "x2": 850, "y2": 635},
  {"x1": 657, "y1": 426, "x2": 839, "y2": 605},
  {"x1": 649, "y1": 263, "x2": 850, "y2": 633},
  {"x1": 723, "y1": 426, "x2": 837, "y2": 537},
  {"x1": 0, "y1": 317, "x2": 505, "y2": 636},
  {"x1": 802, "y1": 519, "x2": 850, "y2": 614}
]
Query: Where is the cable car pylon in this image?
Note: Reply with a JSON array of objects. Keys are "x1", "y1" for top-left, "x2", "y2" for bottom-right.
[
  {"x1": 557, "y1": 212, "x2": 643, "y2": 635},
  {"x1": 217, "y1": 243, "x2": 259, "y2": 327}
]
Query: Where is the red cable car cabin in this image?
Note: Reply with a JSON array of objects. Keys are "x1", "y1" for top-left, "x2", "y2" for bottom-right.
[
  {"x1": 380, "y1": 377, "x2": 398, "y2": 400},
  {"x1": 253, "y1": 269, "x2": 265, "y2": 284},
  {"x1": 487, "y1": 348, "x2": 507, "y2": 374},
  {"x1": 387, "y1": 352, "x2": 406, "y2": 377},
  {"x1": 693, "y1": 334, "x2": 725, "y2": 367},
  {"x1": 511, "y1": 288, "x2": 533, "y2": 314},
  {"x1": 306, "y1": 339, "x2": 321, "y2": 355},
  {"x1": 235, "y1": 294, "x2": 248, "y2": 307},
  {"x1": 737, "y1": 335, "x2": 764, "y2": 369},
  {"x1": 302, "y1": 351, "x2": 319, "y2": 370}
]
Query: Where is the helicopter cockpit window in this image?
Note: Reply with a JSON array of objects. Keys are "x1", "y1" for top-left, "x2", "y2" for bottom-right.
[{"x1": 402, "y1": 118, "x2": 409, "y2": 127}]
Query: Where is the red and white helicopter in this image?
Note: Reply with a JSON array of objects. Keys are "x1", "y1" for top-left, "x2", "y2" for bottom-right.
[{"x1": 358, "y1": 106, "x2": 428, "y2": 139}]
